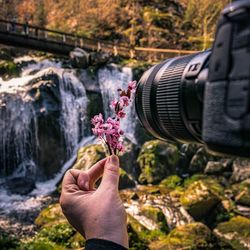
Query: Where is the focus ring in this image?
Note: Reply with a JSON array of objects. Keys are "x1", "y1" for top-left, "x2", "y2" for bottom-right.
[{"x1": 157, "y1": 55, "x2": 196, "y2": 141}]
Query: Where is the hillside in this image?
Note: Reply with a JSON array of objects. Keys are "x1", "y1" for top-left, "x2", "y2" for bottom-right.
[{"x1": 0, "y1": 0, "x2": 231, "y2": 50}]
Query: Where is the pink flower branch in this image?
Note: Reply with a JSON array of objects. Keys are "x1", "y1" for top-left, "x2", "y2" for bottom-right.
[{"x1": 91, "y1": 80, "x2": 137, "y2": 155}]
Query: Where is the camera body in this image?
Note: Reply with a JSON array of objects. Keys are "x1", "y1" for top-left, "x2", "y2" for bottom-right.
[
  {"x1": 135, "y1": 0, "x2": 250, "y2": 157},
  {"x1": 203, "y1": 0, "x2": 250, "y2": 157}
]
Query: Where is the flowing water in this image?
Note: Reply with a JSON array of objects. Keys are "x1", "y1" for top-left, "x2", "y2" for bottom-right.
[
  {"x1": 98, "y1": 64, "x2": 136, "y2": 143},
  {"x1": 0, "y1": 56, "x2": 135, "y2": 218}
]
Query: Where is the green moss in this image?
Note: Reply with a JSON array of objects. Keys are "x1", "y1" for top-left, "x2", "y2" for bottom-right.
[
  {"x1": 35, "y1": 203, "x2": 66, "y2": 227},
  {"x1": 214, "y1": 216, "x2": 250, "y2": 250},
  {"x1": 73, "y1": 144, "x2": 106, "y2": 171},
  {"x1": 137, "y1": 140, "x2": 179, "y2": 184},
  {"x1": 0, "y1": 60, "x2": 20, "y2": 79},
  {"x1": 0, "y1": 231, "x2": 20, "y2": 250},
  {"x1": 140, "y1": 205, "x2": 169, "y2": 233},
  {"x1": 180, "y1": 178, "x2": 224, "y2": 219},
  {"x1": 232, "y1": 182, "x2": 250, "y2": 206},
  {"x1": 167, "y1": 223, "x2": 212, "y2": 249},
  {"x1": 37, "y1": 223, "x2": 75, "y2": 246},
  {"x1": 20, "y1": 238, "x2": 65, "y2": 250},
  {"x1": 160, "y1": 175, "x2": 183, "y2": 190},
  {"x1": 183, "y1": 174, "x2": 208, "y2": 187}
]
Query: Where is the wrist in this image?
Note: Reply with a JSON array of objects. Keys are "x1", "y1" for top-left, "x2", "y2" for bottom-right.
[{"x1": 85, "y1": 228, "x2": 128, "y2": 249}]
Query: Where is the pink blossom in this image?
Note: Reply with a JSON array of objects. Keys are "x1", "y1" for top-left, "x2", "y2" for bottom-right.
[
  {"x1": 91, "y1": 113, "x2": 104, "y2": 126},
  {"x1": 91, "y1": 80, "x2": 136, "y2": 155},
  {"x1": 128, "y1": 81, "x2": 137, "y2": 92},
  {"x1": 110, "y1": 99, "x2": 118, "y2": 109},
  {"x1": 117, "y1": 110, "x2": 126, "y2": 118},
  {"x1": 119, "y1": 96, "x2": 129, "y2": 107}
]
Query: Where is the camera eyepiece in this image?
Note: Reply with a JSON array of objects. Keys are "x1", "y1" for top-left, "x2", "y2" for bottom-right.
[{"x1": 135, "y1": 51, "x2": 210, "y2": 144}]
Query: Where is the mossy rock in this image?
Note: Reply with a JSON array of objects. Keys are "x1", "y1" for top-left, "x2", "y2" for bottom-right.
[
  {"x1": 232, "y1": 182, "x2": 250, "y2": 206},
  {"x1": 180, "y1": 178, "x2": 224, "y2": 219},
  {"x1": 119, "y1": 168, "x2": 136, "y2": 190},
  {"x1": 214, "y1": 216, "x2": 250, "y2": 250},
  {"x1": 140, "y1": 205, "x2": 169, "y2": 233},
  {"x1": 160, "y1": 175, "x2": 183, "y2": 190},
  {"x1": 150, "y1": 223, "x2": 213, "y2": 250},
  {"x1": 73, "y1": 144, "x2": 106, "y2": 171},
  {"x1": 35, "y1": 203, "x2": 66, "y2": 227},
  {"x1": 36, "y1": 223, "x2": 76, "y2": 246},
  {"x1": 20, "y1": 238, "x2": 66, "y2": 250},
  {"x1": 0, "y1": 230, "x2": 20, "y2": 250},
  {"x1": 183, "y1": 174, "x2": 208, "y2": 187},
  {"x1": 0, "y1": 60, "x2": 20, "y2": 79},
  {"x1": 189, "y1": 147, "x2": 218, "y2": 174},
  {"x1": 137, "y1": 140, "x2": 179, "y2": 184}
]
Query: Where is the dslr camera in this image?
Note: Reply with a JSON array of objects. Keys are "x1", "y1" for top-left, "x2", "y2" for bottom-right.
[{"x1": 135, "y1": 0, "x2": 250, "y2": 157}]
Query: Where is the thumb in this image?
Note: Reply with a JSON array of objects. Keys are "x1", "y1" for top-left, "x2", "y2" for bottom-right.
[{"x1": 99, "y1": 154, "x2": 120, "y2": 190}]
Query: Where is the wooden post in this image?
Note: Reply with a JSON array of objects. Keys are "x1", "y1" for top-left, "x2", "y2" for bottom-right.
[
  {"x1": 129, "y1": 48, "x2": 135, "y2": 59},
  {"x1": 97, "y1": 42, "x2": 101, "y2": 52},
  {"x1": 113, "y1": 45, "x2": 118, "y2": 56},
  {"x1": 80, "y1": 38, "x2": 83, "y2": 47}
]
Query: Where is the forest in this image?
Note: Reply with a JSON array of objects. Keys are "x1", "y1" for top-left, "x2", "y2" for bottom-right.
[{"x1": 0, "y1": 0, "x2": 231, "y2": 50}]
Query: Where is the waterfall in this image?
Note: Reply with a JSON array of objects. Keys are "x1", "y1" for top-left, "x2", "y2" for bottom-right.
[
  {"x1": 0, "y1": 59, "x2": 89, "y2": 179},
  {"x1": 98, "y1": 65, "x2": 137, "y2": 143}
]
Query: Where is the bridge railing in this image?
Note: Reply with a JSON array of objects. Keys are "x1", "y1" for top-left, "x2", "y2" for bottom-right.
[{"x1": 0, "y1": 19, "x2": 199, "y2": 61}]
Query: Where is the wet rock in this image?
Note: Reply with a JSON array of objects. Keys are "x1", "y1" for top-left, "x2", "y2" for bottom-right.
[
  {"x1": 230, "y1": 158, "x2": 250, "y2": 183},
  {"x1": 180, "y1": 178, "x2": 224, "y2": 219},
  {"x1": 120, "y1": 139, "x2": 140, "y2": 180},
  {"x1": 0, "y1": 60, "x2": 20, "y2": 79},
  {"x1": 232, "y1": 182, "x2": 250, "y2": 206},
  {"x1": 150, "y1": 222, "x2": 213, "y2": 250},
  {"x1": 214, "y1": 216, "x2": 250, "y2": 250},
  {"x1": 160, "y1": 175, "x2": 183, "y2": 190},
  {"x1": 140, "y1": 205, "x2": 169, "y2": 232},
  {"x1": 204, "y1": 159, "x2": 233, "y2": 175},
  {"x1": 178, "y1": 143, "x2": 200, "y2": 174},
  {"x1": 134, "y1": 122, "x2": 154, "y2": 146},
  {"x1": 189, "y1": 147, "x2": 217, "y2": 174},
  {"x1": 35, "y1": 203, "x2": 66, "y2": 227},
  {"x1": 119, "y1": 169, "x2": 136, "y2": 190},
  {"x1": 70, "y1": 48, "x2": 90, "y2": 69},
  {"x1": 137, "y1": 140, "x2": 179, "y2": 184},
  {"x1": 6, "y1": 177, "x2": 35, "y2": 195},
  {"x1": 73, "y1": 144, "x2": 106, "y2": 171}
]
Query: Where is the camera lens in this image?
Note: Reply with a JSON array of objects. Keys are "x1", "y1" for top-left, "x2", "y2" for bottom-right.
[{"x1": 135, "y1": 51, "x2": 211, "y2": 144}]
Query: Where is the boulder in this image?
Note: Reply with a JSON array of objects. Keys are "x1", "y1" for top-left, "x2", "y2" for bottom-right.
[
  {"x1": 214, "y1": 216, "x2": 250, "y2": 250},
  {"x1": 204, "y1": 159, "x2": 233, "y2": 175},
  {"x1": 160, "y1": 175, "x2": 183, "y2": 190},
  {"x1": 119, "y1": 169, "x2": 136, "y2": 190},
  {"x1": 232, "y1": 182, "x2": 250, "y2": 206},
  {"x1": 150, "y1": 223, "x2": 213, "y2": 250},
  {"x1": 180, "y1": 178, "x2": 224, "y2": 219},
  {"x1": 188, "y1": 147, "x2": 218, "y2": 174},
  {"x1": 140, "y1": 205, "x2": 169, "y2": 232},
  {"x1": 119, "y1": 139, "x2": 140, "y2": 180},
  {"x1": 137, "y1": 140, "x2": 179, "y2": 184},
  {"x1": 230, "y1": 158, "x2": 250, "y2": 183},
  {"x1": 70, "y1": 48, "x2": 90, "y2": 68},
  {"x1": 73, "y1": 144, "x2": 106, "y2": 171},
  {"x1": 35, "y1": 203, "x2": 66, "y2": 227}
]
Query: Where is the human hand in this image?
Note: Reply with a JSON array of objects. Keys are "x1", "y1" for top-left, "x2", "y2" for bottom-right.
[{"x1": 59, "y1": 155, "x2": 128, "y2": 248}]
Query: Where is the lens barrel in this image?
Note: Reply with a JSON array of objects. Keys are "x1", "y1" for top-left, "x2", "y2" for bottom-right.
[{"x1": 135, "y1": 51, "x2": 210, "y2": 144}]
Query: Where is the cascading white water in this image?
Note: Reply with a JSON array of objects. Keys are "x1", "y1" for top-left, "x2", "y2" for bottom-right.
[
  {"x1": 0, "y1": 58, "x2": 89, "y2": 179},
  {"x1": 98, "y1": 65, "x2": 137, "y2": 143}
]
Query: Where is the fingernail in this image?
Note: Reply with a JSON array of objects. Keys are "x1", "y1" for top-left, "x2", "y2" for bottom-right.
[
  {"x1": 84, "y1": 181, "x2": 89, "y2": 190},
  {"x1": 110, "y1": 155, "x2": 119, "y2": 164}
]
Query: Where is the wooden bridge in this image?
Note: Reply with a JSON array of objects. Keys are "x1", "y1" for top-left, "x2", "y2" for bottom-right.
[{"x1": 0, "y1": 19, "x2": 198, "y2": 62}]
